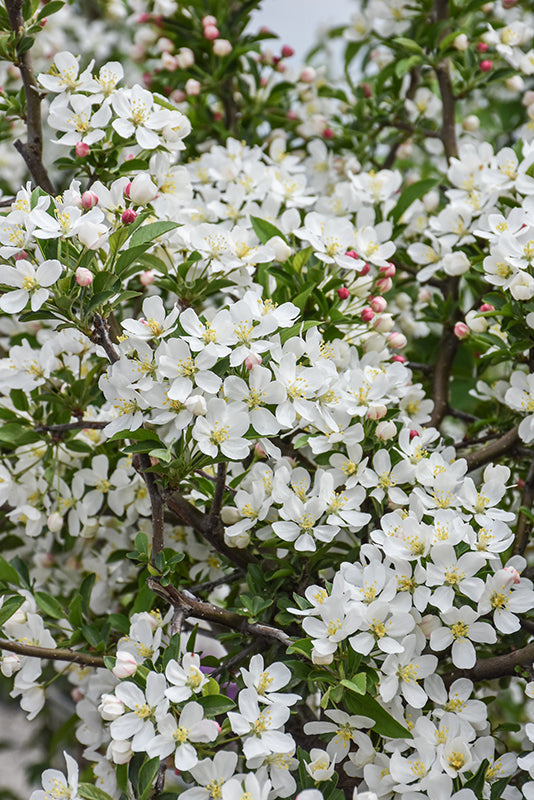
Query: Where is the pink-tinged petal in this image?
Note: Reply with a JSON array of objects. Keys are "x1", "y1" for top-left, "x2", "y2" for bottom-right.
[{"x1": 0, "y1": 289, "x2": 29, "y2": 313}]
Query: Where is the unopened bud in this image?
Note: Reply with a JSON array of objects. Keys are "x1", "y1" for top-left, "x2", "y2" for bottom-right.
[
  {"x1": 185, "y1": 78, "x2": 201, "y2": 96},
  {"x1": 376, "y1": 420, "x2": 396, "y2": 440},
  {"x1": 245, "y1": 353, "x2": 262, "y2": 369},
  {"x1": 112, "y1": 651, "x2": 138, "y2": 679},
  {"x1": 129, "y1": 173, "x2": 158, "y2": 205},
  {"x1": 75, "y1": 267, "x2": 93, "y2": 287},
  {"x1": 270, "y1": 236, "x2": 292, "y2": 261},
  {"x1": 75, "y1": 142, "x2": 90, "y2": 157},
  {"x1": 184, "y1": 395, "x2": 207, "y2": 416},
  {"x1": 213, "y1": 38, "x2": 232, "y2": 56},
  {"x1": 370, "y1": 296, "x2": 387, "y2": 313},
  {"x1": 121, "y1": 209, "x2": 137, "y2": 224},
  {"x1": 454, "y1": 321, "x2": 470, "y2": 339},
  {"x1": 220, "y1": 507, "x2": 241, "y2": 525},
  {"x1": 300, "y1": 66, "x2": 316, "y2": 83},
  {"x1": 504, "y1": 566, "x2": 521, "y2": 584},
  {"x1": 409, "y1": 429, "x2": 419, "y2": 439},
  {"x1": 462, "y1": 115, "x2": 479, "y2": 132},
  {"x1": 387, "y1": 331, "x2": 407, "y2": 349},
  {"x1": 477, "y1": 42, "x2": 489, "y2": 52},
  {"x1": 454, "y1": 33, "x2": 469, "y2": 51},
  {"x1": 281, "y1": 45, "x2": 295, "y2": 58},
  {"x1": 98, "y1": 694, "x2": 125, "y2": 720},
  {"x1": 380, "y1": 263, "x2": 396, "y2": 278},
  {"x1": 479, "y1": 303, "x2": 494, "y2": 312},
  {"x1": 337, "y1": 286, "x2": 350, "y2": 300},
  {"x1": 202, "y1": 14, "x2": 217, "y2": 26},
  {"x1": 140, "y1": 270, "x2": 155, "y2": 286},
  {"x1": 81, "y1": 191, "x2": 98, "y2": 210},
  {"x1": 376, "y1": 277, "x2": 393, "y2": 293},
  {"x1": 367, "y1": 404, "x2": 387, "y2": 420},
  {"x1": 373, "y1": 313, "x2": 394, "y2": 332},
  {"x1": 391, "y1": 354, "x2": 406, "y2": 363},
  {"x1": 47, "y1": 512, "x2": 64, "y2": 532},
  {"x1": 1, "y1": 653, "x2": 21, "y2": 677},
  {"x1": 361, "y1": 307, "x2": 375, "y2": 322},
  {"x1": 107, "y1": 739, "x2": 133, "y2": 765},
  {"x1": 203, "y1": 24, "x2": 220, "y2": 40},
  {"x1": 480, "y1": 59, "x2": 493, "y2": 72}
]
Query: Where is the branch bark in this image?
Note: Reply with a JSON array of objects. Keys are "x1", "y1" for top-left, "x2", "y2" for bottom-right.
[
  {"x1": 4, "y1": 0, "x2": 54, "y2": 193},
  {"x1": 464, "y1": 425, "x2": 520, "y2": 472},
  {"x1": 91, "y1": 314, "x2": 120, "y2": 363},
  {"x1": 445, "y1": 640, "x2": 534, "y2": 686},
  {"x1": 147, "y1": 578, "x2": 292, "y2": 647},
  {"x1": 0, "y1": 638, "x2": 105, "y2": 667},
  {"x1": 434, "y1": 0, "x2": 458, "y2": 162},
  {"x1": 513, "y1": 455, "x2": 534, "y2": 556},
  {"x1": 134, "y1": 454, "x2": 165, "y2": 563}
]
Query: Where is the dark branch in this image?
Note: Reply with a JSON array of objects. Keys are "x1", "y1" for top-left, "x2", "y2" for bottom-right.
[
  {"x1": 514, "y1": 456, "x2": 534, "y2": 556},
  {"x1": 445, "y1": 640, "x2": 534, "y2": 686},
  {"x1": 465, "y1": 425, "x2": 520, "y2": 471},
  {"x1": 0, "y1": 638, "x2": 105, "y2": 667},
  {"x1": 91, "y1": 314, "x2": 120, "y2": 364},
  {"x1": 134, "y1": 454, "x2": 165, "y2": 562}
]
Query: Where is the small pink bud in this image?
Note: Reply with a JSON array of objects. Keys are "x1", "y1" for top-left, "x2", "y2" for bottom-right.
[
  {"x1": 276, "y1": 62, "x2": 286, "y2": 73},
  {"x1": 124, "y1": 182, "x2": 131, "y2": 199},
  {"x1": 71, "y1": 688, "x2": 84, "y2": 703},
  {"x1": 81, "y1": 191, "x2": 98, "y2": 210},
  {"x1": 323, "y1": 127, "x2": 334, "y2": 139},
  {"x1": 388, "y1": 331, "x2": 407, "y2": 349},
  {"x1": 359, "y1": 263, "x2": 371, "y2": 276},
  {"x1": 367, "y1": 404, "x2": 387, "y2": 420},
  {"x1": 213, "y1": 38, "x2": 232, "y2": 56},
  {"x1": 213, "y1": 111, "x2": 223, "y2": 121},
  {"x1": 112, "y1": 651, "x2": 138, "y2": 679},
  {"x1": 40, "y1": 18, "x2": 47, "y2": 26},
  {"x1": 254, "y1": 442, "x2": 267, "y2": 458},
  {"x1": 121, "y1": 209, "x2": 137, "y2": 224},
  {"x1": 380, "y1": 262, "x2": 396, "y2": 277},
  {"x1": 504, "y1": 566, "x2": 521, "y2": 584},
  {"x1": 376, "y1": 277, "x2": 392, "y2": 293},
  {"x1": 75, "y1": 267, "x2": 93, "y2": 287},
  {"x1": 202, "y1": 14, "x2": 217, "y2": 26},
  {"x1": 75, "y1": 142, "x2": 90, "y2": 157},
  {"x1": 477, "y1": 42, "x2": 489, "y2": 52},
  {"x1": 337, "y1": 286, "x2": 350, "y2": 300},
  {"x1": 479, "y1": 303, "x2": 494, "y2": 312},
  {"x1": 300, "y1": 66, "x2": 316, "y2": 83},
  {"x1": 47, "y1": 512, "x2": 63, "y2": 532},
  {"x1": 362, "y1": 82, "x2": 372, "y2": 98},
  {"x1": 203, "y1": 24, "x2": 220, "y2": 40},
  {"x1": 370, "y1": 296, "x2": 387, "y2": 313},
  {"x1": 245, "y1": 353, "x2": 262, "y2": 369},
  {"x1": 171, "y1": 89, "x2": 186, "y2": 103},
  {"x1": 185, "y1": 78, "x2": 201, "y2": 96},
  {"x1": 454, "y1": 321, "x2": 470, "y2": 339},
  {"x1": 409, "y1": 429, "x2": 419, "y2": 439},
  {"x1": 14, "y1": 251, "x2": 28, "y2": 260},
  {"x1": 281, "y1": 45, "x2": 294, "y2": 58},
  {"x1": 345, "y1": 250, "x2": 359, "y2": 260},
  {"x1": 137, "y1": 12, "x2": 151, "y2": 22},
  {"x1": 287, "y1": 110, "x2": 299, "y2": 121},
  {"x1": 392, "y1": 354, "x2": 406, "y2": 363},
  {"x1": 361, "y1": 307, "x2": 375, "y2": 322},
  {"x1": 480, "y1": 59, "x2": 493, "y2": 72},
  {"x1": 140, "y1": 270, "x2": 155, "y2": 286}
]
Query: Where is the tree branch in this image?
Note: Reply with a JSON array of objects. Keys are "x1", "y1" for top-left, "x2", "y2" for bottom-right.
[
  {"x1": 445, "y1": 640, "x2": 534, "y2": 686},
  {"x1": 134, "y1": 454, "x2": 165, "y2": 562},
  {"x1": 434, "y1": 0, "x2": 458, "y2": 162},
  {"x1": 209, "y1": 462, "x2": 227, "y2": 519},
  {"x1": 429, "y1": 280, "x2": 460, "y2": 429},
  {"x1": 163, "y1": 490, "x2": 256, "y2": 569},
  {"x1": 4, "y1": 0, "x2": 54, "y2": 193},
  {"x1": 147, "y1": 578, "x2": 292, "y2": 647},
  {"x1": 0, "y1": 638, "x2": 105, "y2": 667},
  {"x1": 513, "y1": 455, "x2": 534, "y2": 556},
  {"x1": 91, "y1": 313, "x2": 120, "y2": 364},
  {"x1": 464, "y1": 425, "x2": 520, "y2": 471},
  {"x1": 34, "y1": 420, "x2": 107, "y2": 434}
]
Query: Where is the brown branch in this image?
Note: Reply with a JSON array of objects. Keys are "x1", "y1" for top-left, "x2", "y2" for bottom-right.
[
  {"x1": 0, "y1": 638, "x2": 105, "y2": 667},
  {"x1": 429, "y1": 279, "x2": 460, "y2": 429},
  {"x1": 163, "y1": 490, "x2": 256, "y2": 569},
  {"x1": 34, "y1": 420, "x2": 107, "y2": 434},
  {"x1": 434, "y1": 0, "x2": 458, "y2": 162},
  {"x1": 190, "y1": 569, "x2": 243, "y2": 595},
  {"x1": 513, "y1": 456, "x2": 534, "y2": 556},
  {"x1": 91, "y1": 314, "x2": 120, "y2": 363},
  {"x1": 134, "y1": 454, "x2": 165, "y2": 562},
  {"x1": 147, "y1": 578, "x2": 292, "y2": 647},
  {"x1": 465, "y1": 425, "x2": 520, "y2": 471},
  {"x1": 445, "y1": 640, "x2": 534, "y2": 686},
  {"x1": 210, "y1": 462, "x2": 227, "y2": 519},
  {"x1": 454, "y1": 431, "x2": 502, "y2": 450},
  {"x1": 4, "y1": 0, "x2": 54, "y2": 193}
]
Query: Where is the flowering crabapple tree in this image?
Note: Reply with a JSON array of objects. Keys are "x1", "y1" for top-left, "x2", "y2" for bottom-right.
[{"x1": 2, "y1": 0, "x2": 534, "y2": 799}]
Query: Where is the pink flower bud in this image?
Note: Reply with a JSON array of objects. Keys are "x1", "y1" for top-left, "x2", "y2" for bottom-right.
[
  {"x1": 71, "y1": 687, "x2": 84, "y2": 702},
  {"x1": 380, "y1": 263, "x2": 396, "y2": 277},
  {"x1": 367, "y1": 404, "x2": 388, "y2": 420},
  {"x1": 287, "y1": 110, "x2": 299, "y2": 121},
  {"x1": 245, "y1": 353, "x2": 262, "y2": 369},
  {"x1": 420, "y1": 614, "x2": 440, "y2": 638},
  {"x1": 477, "y1": 42, "x2": 489, "y2": 52},
  {"x1": 137, "y1": 12, "x2": 151, "y2": 22},
  {"x1": 479, "y1": 303, "x2": 494, "y2": 312},
  {"x1": 387, "y1": 331, "x2": 407, "y2": 349},
  {"x1": 81, "y1": 191, "x2": 98, "y2": 210},
  {"x1": 454, "y1": 33, "x2": 469, "y2": 51},
  {"x1": 410, "y1": 429, "x2": 419, "y2": 439},
  {"x1": 157, "y1": 37, "x2": 174, "y2": 53},
  {"x1": 376, "y1": 420, "x2": 396, "y2": 440},
  {"x1": 370, "y1": 296, "x2": 387, "y2": 313},
  {"x1": 184, "y1": 395, "x2": 207, "y2": 416},
  {"x1": 337, "y1": 286, "x2": 350, "y2": 300},
  {"x1": 454, "y1": 321, "x2": 470, "y2": 339},
  {"x1": 254, "y1": 442, "x2": 267, "y2": 458},
  {"x1": 112, "y1": 651, "x2": 138, "y2": 679},
  {"x1": 392, "y1": 354, "x2": 406, "y2": 363},
  {"x1": 323, "y1": 127, "x2": 334, "y2": 139},
  {"x1": 361, "y1": 307, "x2": 375, "y2": 322},
  {"x1": 47, "y1": 512, "x2": 64, "y2": 532},
  {"x1": 345, "y1": 250, "x2": 359, "y2": 260},
  {"x1": 362, "y1": 82, "x2": 372, "y2": 98},
  {"x1": 462, "y1": 115, "x2": 479, "y2": 132},
  {"x1": 480, "y1": 59, "x2": 493, "y2": 72},
  {"x1": 203, "y1": 24, "x2": 220, "y2": 40},
  {"x1": 376, "y1": 277, "x2": 392, "y2": 293},
  {"x1": 171, "y1": 89, "x2": 186, "y2": 103},
  {"x1": 202, "y1": 14, "x2": 217, "y2": 26},
  {"x1": 300, "y1": 66, "x2": 316, "y2": 83},
  {"x1": 140, "y1": 270, "x2": 155, "y2": 286},
  {"x1": 121, "y1": 209, "x2": 137, "y2": 224},
  {"x1": 213, "y1": 38, "x2": 232, "y2": 56},
  {"x1": 185, "y1": 78, "x2": 201, "y2": 96},
  {"x1": 359, "y1": 263, "x2": 371, "y2": 276},
  {"x1": 75, "y1": 267, "x2": 93, "y2": 287},
  {"x1": 14, "y1": 251, "x2": 28, "y2": 260},
  {"x1": 504, "y1": 566, "x2": 521, "y2": 584},
  {"x1": 75, "y1": 142, "x2": 90, "y2": 157},
  {"x1": 281, "y1": 45, "x2": 294, "y2": 58},
  {"x1": 124, "y1": 182, "x2": 131, "y2": 198}
]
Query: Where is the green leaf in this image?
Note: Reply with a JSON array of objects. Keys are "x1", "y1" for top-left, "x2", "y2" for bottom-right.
[
  {"x1": 344, "y1": 693, "x2": 412, "y2": 739},
  {"x1": 138, "y1": 757, "x2": 161, "y2": 800},
  {"x1": 286, "y1": 638, "x2": 313, "y2": 659},
  {"x1": 250, "y1": 215, "x2": 286, "y2": 245},
  {"x1": 0, "y1": 556, "x2": 21, "y2": 586},
  {"x1": 80, "y1": 573, "x2": 96, "y2": 616},
  {"x1": 0, "y1": 595, "x2": 25, "y2": 627},
  {"x1": 78, "y1": 783, "x2": 115, "y2": 800},
  {"x1": 129, "y1": 221, "x2": 178, "y2": 248},
  {"x1": 197, "y1": 695, "x2": 236, "y2": 715},
  {"x1": 390, "y1": 178, "x2": 439, "y2": 225},
  {"x1": 35, "y1": 591, "x2": 64, "y2": 619},
  {"x1": 340, "y1": 674, "x2": 367, "y2": 695},
  {"x1": 464, "y1": 759, "x2": 489, "y2": 795},
  {"x1": 394, "y1": 55, "x2": 423, "y2": 78}
]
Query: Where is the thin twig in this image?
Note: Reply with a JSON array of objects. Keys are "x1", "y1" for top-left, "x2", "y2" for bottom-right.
[
  {"x1": 134, "y1": 454, "x2": 165, "y2": 562},
  {"x1": 454, "y1": 431, "x2": 501, "y2": 450},
  {"x1": 34, "y1": 421, "x2": 107, "y2": 434},
  {"x1": 465, "y1": 425, "x2": 520, "y2": 471},
  {"x1": 91, "y1": 314, "x2": 120, "y2": 363},
  {"x1": 190, "y1": 569, "x2": 243, "y2": 595},
  {"x1": 514, "y1": 456, "x2": 534, "y2": 556},
  {"x1": 147, "y1": 578, "x2": 292, "y2": 647},
  {"x1": 210, "y1": 641, "x2": 257, "y2": 677},
  {"x1": 4, "y1": 0, "x2": 54, "y2": 193},
  {"x1": 0, "y1": 638, "x2": 105, "y2": 667}
]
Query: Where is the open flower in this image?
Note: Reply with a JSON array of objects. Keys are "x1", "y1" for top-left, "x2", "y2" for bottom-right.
[{"x1": 0, "y1": 259, "x2": 62, "y2": 313}]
